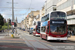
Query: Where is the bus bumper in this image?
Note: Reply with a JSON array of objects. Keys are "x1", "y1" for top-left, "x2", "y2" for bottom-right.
[
  {"x1": 47, "y1": 36, "x2": 67, "y2": 40},
  {"x1": 35, "y1": 34, "x2": 40, "y2": 36}
]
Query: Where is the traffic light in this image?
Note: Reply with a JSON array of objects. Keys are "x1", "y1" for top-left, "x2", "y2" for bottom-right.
[
  {"x1": 9, "y1": 20, "x2": 11, "y2": 25},
  {"x1": 14, "y1": 22, "x2": 17, "y2": 27}
]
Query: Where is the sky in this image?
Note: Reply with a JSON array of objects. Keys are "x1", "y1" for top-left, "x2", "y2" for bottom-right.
[{"x1": 0, "y1": 0, "x2": 46, "y2": 23}]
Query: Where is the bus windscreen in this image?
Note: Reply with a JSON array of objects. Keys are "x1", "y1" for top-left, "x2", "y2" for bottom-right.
[
  {"x1": 36, "y1": 26, "x2": 40, "y2": 33},
  {"x1": 50, "y1": 24, "x2": 66, "y2": 35}
]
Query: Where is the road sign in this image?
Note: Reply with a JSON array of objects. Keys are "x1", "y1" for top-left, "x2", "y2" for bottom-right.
[{"x1": 11, "y1": 22, "x2": 14, "y2": 25}]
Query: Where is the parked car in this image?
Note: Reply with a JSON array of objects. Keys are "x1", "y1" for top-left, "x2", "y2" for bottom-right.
[
  {"x1": 22, "y1": 29, "x2": 25, "y2": 31},
  {"x1": 29, "y1": 29, "x2": 33, "y2": 34}
]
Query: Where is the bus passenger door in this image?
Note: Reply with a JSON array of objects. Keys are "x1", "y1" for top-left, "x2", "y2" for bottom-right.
[{"x1": 47, "y1": 25, "x2": 49, "y2": 35}]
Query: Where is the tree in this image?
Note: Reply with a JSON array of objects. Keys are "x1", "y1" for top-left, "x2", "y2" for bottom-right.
[
  {"x1": 0, "y1": 25, "x2": 2, "y2": 31},
  {"x1": 2, "y1": 23, "x2": 11, "y2": 30},
  {"x1": 0, "y1": 14, "x2": 4, "y2": 26},
  {"x1": 0, "y1": 14, "x2": 4, "y2": 30},
  {"x1": 4, "y1": 23, "x2": 8, "y2": 26}
]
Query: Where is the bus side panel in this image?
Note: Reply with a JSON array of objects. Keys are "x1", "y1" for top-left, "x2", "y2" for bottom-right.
[
  {"x1": 41, "y1": 34, "x2": 46, "y2": 39},
  {"x1": 33, "y1": 31, "x2": 35, "y2": 35}
]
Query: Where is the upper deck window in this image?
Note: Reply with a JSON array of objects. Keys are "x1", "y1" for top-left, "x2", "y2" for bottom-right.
[
  {"x1": 41, "y1": 14, "x2": 49, "y2": 22},
  {"x1": 50, "y1": 12, "x2": 66, "y2": 19},
  {"x1": 37, "y1": 21, "x2": 40, "y2": 26}
]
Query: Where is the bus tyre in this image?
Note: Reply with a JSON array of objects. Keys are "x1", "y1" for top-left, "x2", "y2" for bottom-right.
[
  {"x1": 46, "y1": 36, "x2": 48, "y2": 40},
  {"x1": 41, "y1": 38, "x2": 43, "y2": 40}
]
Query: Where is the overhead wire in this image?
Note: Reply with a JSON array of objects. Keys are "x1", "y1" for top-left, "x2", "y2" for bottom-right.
[
  {"x1": 0, "y1": 0, "x2": 33, "y2": 16},
  {"x1": 25, "y1": 0, "x2": 33, "y2": 15}
]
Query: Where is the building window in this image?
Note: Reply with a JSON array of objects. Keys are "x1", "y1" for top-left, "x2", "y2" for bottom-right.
[
  {"x1": 34, "y1": 22, "x2": 36, "y2": 25},
  {"x1": 57, "y1": 0, "x2": 71, "y2": 10}
]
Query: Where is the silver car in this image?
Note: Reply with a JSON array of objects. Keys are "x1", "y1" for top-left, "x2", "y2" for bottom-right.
[{"x1": 29, "y1": 29, "x2": 33, "y2": 34}]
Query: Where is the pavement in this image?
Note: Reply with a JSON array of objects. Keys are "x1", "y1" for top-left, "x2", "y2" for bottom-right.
[
  {"x1": 68, "y1": 36, "x2": 75, "y2": 42},
  {"x1": 0, "y1": 32, "x2": 34, "y2": 50}
]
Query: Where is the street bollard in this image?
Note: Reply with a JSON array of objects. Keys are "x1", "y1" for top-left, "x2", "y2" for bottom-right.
[{"x1": 11, "y1": 33, "x2": 14, "y2": 38}]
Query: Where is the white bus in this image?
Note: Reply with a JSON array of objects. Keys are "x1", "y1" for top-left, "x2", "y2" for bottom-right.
[{"x1": 40, "y1": 11, "x2": 68, "y2": 41}]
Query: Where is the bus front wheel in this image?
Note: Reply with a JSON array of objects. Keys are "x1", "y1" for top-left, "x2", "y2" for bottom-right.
[{"x1": 46, "y1": 35, "x2": 48, "y2": 40}]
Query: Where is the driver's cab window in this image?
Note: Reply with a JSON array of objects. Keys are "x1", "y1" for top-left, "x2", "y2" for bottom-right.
[
  {"x1": 47, "y1": 26, "x2": 49, "y2": 33},
  {"x1": 33, "y1": 29, "x2": 35, "y2": 31}
]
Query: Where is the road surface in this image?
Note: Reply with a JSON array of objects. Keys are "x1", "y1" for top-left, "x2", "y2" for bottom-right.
[{"x1": 18, "y1": 29, "x2": 75, "y2": 50}]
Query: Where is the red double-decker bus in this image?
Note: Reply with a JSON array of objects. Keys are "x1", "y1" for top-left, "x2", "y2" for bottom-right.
[
  {"x1": 33, "y1": 21, "x2": 40, "y2": 36},
  {"x1": 40, "y1": 11, "x2": 68, "y2": 41}
]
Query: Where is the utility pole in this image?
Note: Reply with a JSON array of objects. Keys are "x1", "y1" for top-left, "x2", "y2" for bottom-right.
[
  {"x1": 12, "y1": 0, "x2": 14, "y2": 23},
  {"x1": 11, "y1": 0, "x2": 14, "y2": 37}
]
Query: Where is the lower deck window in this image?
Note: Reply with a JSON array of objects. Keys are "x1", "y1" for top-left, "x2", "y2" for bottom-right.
[{"x1": 41, "y1": 27, "x2": 46, "y2": 32}]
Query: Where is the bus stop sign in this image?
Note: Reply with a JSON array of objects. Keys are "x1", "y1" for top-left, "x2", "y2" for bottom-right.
[{"x1": 11, "y1": 22, "x2": 14, "y2": 25}]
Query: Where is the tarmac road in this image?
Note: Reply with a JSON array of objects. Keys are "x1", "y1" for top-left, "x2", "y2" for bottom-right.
[{"x1": 18, "y1": 29, "x2": 75, "y2": 50}]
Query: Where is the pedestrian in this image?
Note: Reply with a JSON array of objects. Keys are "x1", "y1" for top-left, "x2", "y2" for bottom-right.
[
  {"x1": 72, "y1": 30, "x2": 74, "y2": 36},
  {"x1": 71, "y1": 30, "x2": 74, "y2": 36},
  {"x1": 67, "y1": 30, "x2": 71, "y2": 37},
  {"x1": 68, "y1": 30, "x2": 71, "y2": 35},
  {"x1": 14, "y1": 28, "x2": 15, "y2": 33}
]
